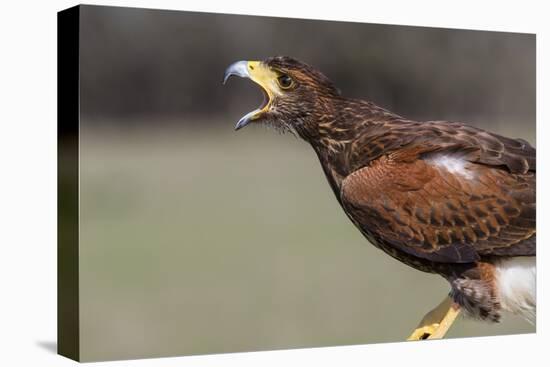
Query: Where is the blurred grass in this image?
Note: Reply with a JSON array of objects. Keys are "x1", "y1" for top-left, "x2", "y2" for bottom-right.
[{"x1": 79, "y1": 120, "x2": 534, "y2": 361}]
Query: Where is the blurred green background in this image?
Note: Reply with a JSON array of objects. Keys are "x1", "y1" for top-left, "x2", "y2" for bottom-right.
[{"x1": 76, "y1": 5, "x2": 535, "y2": 362}]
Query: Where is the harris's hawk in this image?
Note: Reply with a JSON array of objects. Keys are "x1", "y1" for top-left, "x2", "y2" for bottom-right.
[{"x1": 223, "y1": 56, "x2": 535, "y2": 340}]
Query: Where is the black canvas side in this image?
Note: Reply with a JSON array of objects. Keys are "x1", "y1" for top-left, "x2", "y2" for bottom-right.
[{"x1": 57, "y1": 5, "x2": 80, "y2": 362}]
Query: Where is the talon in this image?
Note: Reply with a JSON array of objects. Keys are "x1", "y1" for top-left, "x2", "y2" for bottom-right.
[
  {"x1": 407, "y1": 323, "x2": 440, "y2": 341},
  {"x1": 407, "y1": 296, "x2": 460, "y2": 341}
]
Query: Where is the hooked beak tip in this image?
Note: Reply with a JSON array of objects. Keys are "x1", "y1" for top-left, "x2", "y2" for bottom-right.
[
  {"x1": 234, "y1": 118, "x2": 250, "y2": 131},
  {"x1": 223, "y1": 60, "x2": 249, "y2": 86}
]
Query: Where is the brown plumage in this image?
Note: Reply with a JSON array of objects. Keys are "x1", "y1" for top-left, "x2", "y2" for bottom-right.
[{"x1": 224, "y1": 56, "x2": 536, "y2": 324}]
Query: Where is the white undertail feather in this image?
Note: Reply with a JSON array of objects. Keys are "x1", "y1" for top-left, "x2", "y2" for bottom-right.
[{"x1": 494, "y1": 256, "x2": 536, "y2": 324}]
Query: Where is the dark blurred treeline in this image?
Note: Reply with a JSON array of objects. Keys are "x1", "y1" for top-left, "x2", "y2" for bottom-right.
[{"x1": 79, "y1": 5, "x2": 535, "y2": 126}]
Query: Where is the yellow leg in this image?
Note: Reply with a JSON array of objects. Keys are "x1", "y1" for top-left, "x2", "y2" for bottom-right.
[{"x1": 407, "y1": 296, "x2": 460, "y2": 341}]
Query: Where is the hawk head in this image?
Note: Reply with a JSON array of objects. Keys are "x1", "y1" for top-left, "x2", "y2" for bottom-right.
[{"x1": 223, "y1": 56, "x2": 340, "y2": 135}]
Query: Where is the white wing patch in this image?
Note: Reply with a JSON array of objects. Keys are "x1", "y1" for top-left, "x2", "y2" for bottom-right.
[{"x1": 428, "y1": 155, "x2": 474, "y2": 179}]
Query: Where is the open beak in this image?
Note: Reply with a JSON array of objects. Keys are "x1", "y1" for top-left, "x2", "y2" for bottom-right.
[{"x1": 223, "y1": 60, "x2": 278, "y2": 130}]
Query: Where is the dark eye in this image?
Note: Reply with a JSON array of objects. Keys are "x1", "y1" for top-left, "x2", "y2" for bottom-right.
[{"x1": 277, "y1": 74, "x2": 294, "y2": 89}]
